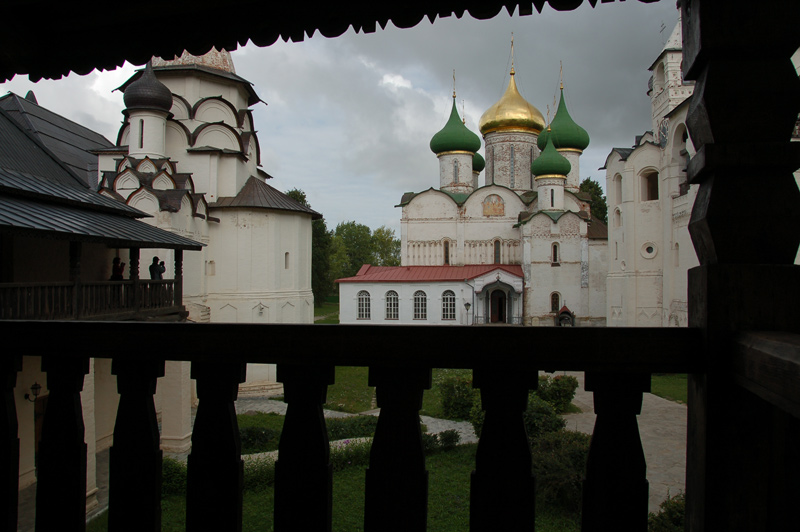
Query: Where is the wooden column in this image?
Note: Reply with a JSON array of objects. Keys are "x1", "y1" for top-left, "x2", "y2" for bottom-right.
[
  {"x1": 186, "y1": 360, "x2": 246, "y2": 532},
  {"x1": 69, "y1": 241, "x2": 81, "y2": 319},
  {"x1": 470, "y1": 368, "x2": 537, "y2": 531},
  {"x1": 581, "y1": 372, "x2": 650, "y2": 531},
  {"x1": 364, "y1": 367, "x2": 430, "y2": 532},
  {"x1": 0, "y1": 355, "x2": 20, "y2": 532},
  {"x1": 129, "y1": 248, "x2": 139, "y2": 311},
  {"x1": 274, "y1": 364, "x2": 334, "y2": 532},
  {"x1": 108, "y1": 359, "x2": 165, "y2": 532},
  {"x1": 681, "y1": 1, "x2": 800, "y2": 530},
  {"x1": 174, "y1": 249, "x2": 183, "y2": 307},
  {"x1": 35, "y1": 357, "x2": 89, "y2": 532}
]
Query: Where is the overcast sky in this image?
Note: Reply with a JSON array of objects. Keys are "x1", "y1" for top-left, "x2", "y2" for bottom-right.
[{"x1": 0, "y1": 1, "x2": 679, "y2": 234}]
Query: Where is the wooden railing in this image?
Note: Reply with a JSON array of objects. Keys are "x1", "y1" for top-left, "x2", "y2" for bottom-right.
[
  {"x1": 2, "y1": 321, "x2": 798, "y2": 531},
  {"x1": 0, "y1": 281, "x2": 177, "y2": 320},
  {"x1": 1, "y1": 321, "x2": 703, "y2": 532}
]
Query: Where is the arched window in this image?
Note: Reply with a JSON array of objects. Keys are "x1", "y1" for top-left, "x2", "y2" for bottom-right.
[
  {"x1": 552, "y1": 243, "x2": 560, "y2": 264},
  {"x1": 614, "y1": 208, "x2": 622, "y2": 228},
  {"x1": 357, "y1": 291, "x2": 371, "y2": 320},
  {"x1": 442, "y1": 290, "x2": 456, "y2": 320},
  {"x1": 551, "y1": 292, "x2": 560, "y2": 312},
  {"x1": 284, "y1": 252, "x2": 289, "y2": 269},
  {"x1": 139, "y1": 119, "x2": 144, "y2": 149},
  {"x1": 385, "y1": 290, "x2": 398, "y2": 320},
  {"x1": 453, "y1": 160, "x2": 459, "y2": 183},
  {"x1": 414, "y1": 291, "x2": 427, "y2": 320},
  {"x1": 494, "y1": 240, "x2": 501, "y2": 264},
  {"x1": 642, "y1": 171, "x2": 659, "y2": 201},
  {"x1": 614, "y1": 174, "x2": 623, "y2": 205},
  {"x1": 443, "y1": 240, "x2": 450, "y2": 265}
]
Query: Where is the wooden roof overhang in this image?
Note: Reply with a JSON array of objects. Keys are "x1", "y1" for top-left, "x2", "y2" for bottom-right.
[{"x1": 0, "y1": 1, "x2": 660, "y2": 82}]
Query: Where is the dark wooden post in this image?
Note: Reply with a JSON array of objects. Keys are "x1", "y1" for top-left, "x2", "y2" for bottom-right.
[
  {"x1": 69, "y1": 241, "x2": 81, "y2": 319},
  {"x1": 186, "y1": 360, "x2": 246, "y2": 532},
  {"x1": 274, "y1": 364, "x2": 334, "y2": 532},
  {"x1": 129, "y1": 247, "x2": 139, "y2": 312},
  {"x1": 581, "y1": 372, "x2": 650, "y2": 531},
  {"x1": 108, "y1": 359, "x2": 165, "y2": 532},
  {"x1": 35, "y1": 356, "x2": 89, "y2": 532},
  {"x1": 364, "y1": 367, "x2": 431, "y2": 532},
  {"x1": 174, "y1": 249, "x2": 183, "y2": 307},
  {"x1": 0, "y1": 355, "x2": 20, "y2": 531},
  {"x1": 470, "y1": 368, "x2": 537, "y2": 531},
  {"x1": 681, "y1": 1, "x2": 800, "y2": 530}
]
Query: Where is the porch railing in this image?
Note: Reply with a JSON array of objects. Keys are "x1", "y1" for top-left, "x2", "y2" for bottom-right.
[{"x1": 0, "y1": 280, "x2": 178, "y2": 320}]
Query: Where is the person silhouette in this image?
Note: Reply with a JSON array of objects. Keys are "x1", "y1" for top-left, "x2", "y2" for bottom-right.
[{"x1": 149, "y1": 256, "x2": 165, "y2": 280}]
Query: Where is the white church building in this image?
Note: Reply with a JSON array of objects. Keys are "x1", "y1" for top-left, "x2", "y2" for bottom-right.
[{"x1": 339, "y1": 65, "x2": 608, "y2": 326}]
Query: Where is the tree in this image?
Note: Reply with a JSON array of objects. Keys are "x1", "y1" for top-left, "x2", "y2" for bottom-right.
[
  {"x1": 372, "y1": 225, "x2": 401, "y2": 266},
  {"x1": 579, "y1": 177, "x2": 608, "y2": 225},
  {"x1": 285, "y1": 188, "x2": 333, "y2": 306},
  {"x1": 334, "y1": 221, "x2": 375, "y2": 279}
]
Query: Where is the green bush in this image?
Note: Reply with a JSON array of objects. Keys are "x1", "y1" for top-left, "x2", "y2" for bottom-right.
[
  {"x1": 439, "y1": 374, "x2": 476, "y2": 420},
  {"x1": 240, "y1": 426, "x2": 281, "y2": 454},
  {"x1": 162, "y1": 458, "x2": 187, "y2": 496},
  {"x1": 531, "y1": 430, "x2": 590, "y2": 512},
  {"x1": 329, "y1": 439, "x2": 372, "y2": 472},
  {"x1": 437, "y1": 429, "x2": 460, "y2": 450},
  {"x1": 537, "y1": 374, "x2": 579, "y2": 414},
  {"x1": 243, "y1": 455, "x2": 276, "y2": 490},
  {"x1": 648, "y1": 492, "x2": 685, "y2": 532},
  {"x1": 470, "y1": 392, "x2": 565, "y2": 441},
  {"x1": 327, "y1": 415, "x2": 378, "y2": 441}
]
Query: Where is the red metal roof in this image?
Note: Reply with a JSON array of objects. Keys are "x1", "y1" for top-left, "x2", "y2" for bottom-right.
[{"x1": 337, "y1": 264, "x2": 524, "y2": 283}]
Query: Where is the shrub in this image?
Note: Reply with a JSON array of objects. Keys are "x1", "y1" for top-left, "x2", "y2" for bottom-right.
[
  {"x1": 531, "y1": 430, "x2": 591, "y2": 512},
  {"x1": 470, "y1": 392, "x2": 565, "y2": 441},
  {"x1": 537, "y1": 374, "x2": 579, "y2": 414},
  {"x1": 327, "y1": 415, "x2": 378, "y2": 441},
  {"x1": 648, "y1": 492, "x2": 685, "y2": 532},
  {"x1": 329, "y1": 439, "x2": 372, "y2": 472},
  {"x1": 162, "y1": 458, "x2": 187, "y2": 496},
  {"x1": 437, "y1": 429, "x2": 460, "y2": 450},
  {"x1": 242, "y1": 455, "x2": 276, "y2": 490},
  {"x1": 240, "y1": 426, "x2": 281, "y2": 454},
  {"x1": 439, "y1": 374, "x2": 476, "y2": 420}
]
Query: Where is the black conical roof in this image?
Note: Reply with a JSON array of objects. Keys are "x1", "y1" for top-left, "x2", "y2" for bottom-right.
[{"x1": 123, "y1": 62, "x2": 173, "y2": 113}]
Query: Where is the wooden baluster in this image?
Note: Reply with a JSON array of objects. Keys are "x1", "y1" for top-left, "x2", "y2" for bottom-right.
[
  {"x1": 0, "y1": 355, "x2": 21, "y2": 532},
  {"x1": 108, "y1": 359, "x2": 165, "y2": 532},
  {"x1": 470, "y1": 368, "x2": 537, "y2": 531},
  {"x1": 581, "y1": 372, "x2": 650, "y2": 531},
  {"x1": 364, "y1": 367, "x2": 431, "y2": 532},
  {"x1": 186, "y1": 360, "x2": 246, "y2": 532},
  {"x1": 274, "y1": 364, "x2": 334, "y2": 532},
  {"x1": 35, "y1": 357, "x2": 89, "y2": 532}
]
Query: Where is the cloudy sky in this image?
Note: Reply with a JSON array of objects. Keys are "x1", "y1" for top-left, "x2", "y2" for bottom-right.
[{"x1": 0, "y1": 2, "x2": 679, "y2": 234}]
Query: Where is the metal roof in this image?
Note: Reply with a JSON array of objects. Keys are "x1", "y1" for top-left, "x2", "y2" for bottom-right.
[
  {"x1": 0, "y1": 195, "x2": 203, "y2": 250},
  {"x1": 0, "y1": 93, "x2": 114, "y2": 186},
  {"x1": 337, "y1": 264, "x2": 524, "y2": 283},
  {"x1": 211, "y1": 176, "x2": 321, "y2": 219}
]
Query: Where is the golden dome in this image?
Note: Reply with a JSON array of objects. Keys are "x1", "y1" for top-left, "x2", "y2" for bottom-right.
[{"x1": 479, "y1": 69, "x2": 545, "y2": 135}]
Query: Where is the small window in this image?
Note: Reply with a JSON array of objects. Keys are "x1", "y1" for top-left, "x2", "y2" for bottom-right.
[
  {"x1": 139, "y1": 119, "x2": 144, "y2": 149},
  {"x1": 494, "y1": 240, "x2": 501, "y2": 264},
  {"x1": 444, "y1": 240, "x2": 450, "y2": 265},
  {"x1": 453, "y1": 160, "x2": 459, "y2": 183},
  {"x1": 284, "y1": 252, "x2": 289, "y2": 269},
  {"x1": 552, "y1": 243, "x2": 560, "y2": 264},
  {"x1": 385, "y1": 290, "x2": 398, "y2": 320},
  {"x1": 442, "y1": 290, "x2": 456, "y2": 320},
  {"x1": 551, "y1": 293, "x2": 560, "y2": 313},
  {"x1": 550, "y1": 188, "x2": 554, "y2": 208},
  {"x1": 357, "y1": 291, "x2": 371, "y2": 320},
  {"x1": 614, "y1": 208, "x2": 622, "y2": 228},
  {"x1": 414, "y1": 291, "x2": 427, "y2": 320}
]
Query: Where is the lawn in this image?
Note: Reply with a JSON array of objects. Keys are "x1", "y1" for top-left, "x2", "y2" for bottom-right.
[{"x1": 650, "y1": 374, "x2": 688, "y2": 404}]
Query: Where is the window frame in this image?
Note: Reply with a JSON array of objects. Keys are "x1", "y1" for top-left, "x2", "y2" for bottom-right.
[
  {"x1": 357, "y1": 290, "x2": 371, "y2": 320},
  {"x1": 413, "y1": 290, "x2": 427, "y2": 320},
  {"x1": 385, "y1": 290, "x2": 399, "y2": 320},
  {"x1": 442, "y1": 290, "x2": 456, "y2": 320}
]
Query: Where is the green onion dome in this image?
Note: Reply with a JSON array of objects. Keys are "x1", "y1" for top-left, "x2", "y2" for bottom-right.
[
  {"x1": 472, "y1": 152, "x2": 485, "y2": 173},
  {"x1": 124, "y1": 62, "x2": 173, "y2": 113},
  {"x1": 531, "y1": 132, "x2": 571, "y2": 178},
  {"x1": 430, "y1": 98, "x2": 482, "y2": 155},
  {"x1": 537, "y1": 89, "x2": 589, "y2": 152}
]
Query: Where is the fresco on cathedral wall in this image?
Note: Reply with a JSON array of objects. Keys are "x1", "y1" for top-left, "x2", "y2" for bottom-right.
[{"x1": 483, "y1": 194, "x2": 505, "y2": 216}]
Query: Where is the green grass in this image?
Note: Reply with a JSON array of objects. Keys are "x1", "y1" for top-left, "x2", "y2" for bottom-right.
[
  {"x1": 89, "y1": 445, "x2": 579, "y2": 532},
  {"x1": 324, "y1": 366, "x2": 374, "y2": 413},
  {"x1": 650, "y1": 374, "x2": 688, "y2": 404},
  {"x1": 314, "y1": 301, "x2": 340, "y2": 317},
  {"x1": 421, "y1": 368, "x2": 473, "y2": 419}
]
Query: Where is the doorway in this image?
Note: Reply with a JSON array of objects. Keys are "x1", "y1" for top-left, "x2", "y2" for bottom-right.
[{"x1": 490, "y1": 290, "x2": 506, "y2": 323}]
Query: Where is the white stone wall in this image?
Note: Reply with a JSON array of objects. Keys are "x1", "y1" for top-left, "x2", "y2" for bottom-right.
[
  {"x1": 339, "y1": 281, "x2": 473, "y2": 325},
  {"x1": 483, "y1": 130, "x2": 538, "y2": 192}
]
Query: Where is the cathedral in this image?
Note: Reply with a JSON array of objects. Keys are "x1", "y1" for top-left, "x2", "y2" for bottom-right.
[{"x1": 339, "y1": 64, "x2": 608, "y2": 326}]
